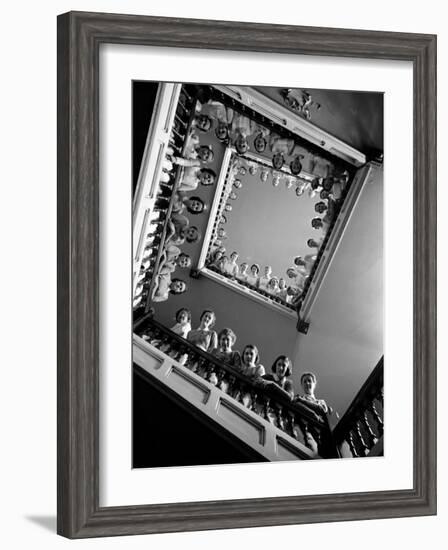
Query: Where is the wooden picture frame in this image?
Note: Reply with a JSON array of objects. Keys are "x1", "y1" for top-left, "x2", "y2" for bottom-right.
[{"x1": 57, "y1": 11, "x2": 437, "y2": 538}]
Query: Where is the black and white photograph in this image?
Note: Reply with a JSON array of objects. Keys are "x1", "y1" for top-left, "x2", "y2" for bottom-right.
[{"x1": 132, "y1": 81, "x2": 384, "y2": 468}]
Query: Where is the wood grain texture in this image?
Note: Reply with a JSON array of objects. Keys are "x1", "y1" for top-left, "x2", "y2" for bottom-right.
[{"x1": 57, "y1": 10, "x2": 437, "y2": 538}]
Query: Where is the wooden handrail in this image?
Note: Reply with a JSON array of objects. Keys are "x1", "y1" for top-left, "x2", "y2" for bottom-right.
[
  {"x1": 143, "y1": 165, "x2": 182, "y2": 312},
  {"x1": 134, "y1": 314, "x2": 328, "y2": 429},
  {"x1": 207, "y1": 86, "x2": 356, "y2": 171},
  {"x1": 332, "y1": 357, "x2": 383, "y2": 458},
  {"x1": 333, "y1": 357, "x2": 383, "y2": 439},
  {"x1": 206, "y1": 264, "x2": 296, "y2": 311},
  {"x1": 143, "y1": 87, "x2": 198, "y2": 312}
]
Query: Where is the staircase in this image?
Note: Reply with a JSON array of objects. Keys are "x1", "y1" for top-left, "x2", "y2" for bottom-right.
[
  {"x1": 133, "y1": 316, "x2": 383, "y2": 464},
  {"x1": 333, "y1": 357, "x2": 384, "y2": 458},
  {"x1": 133, "y1": 316, "x2": 340, "y2": 462}
]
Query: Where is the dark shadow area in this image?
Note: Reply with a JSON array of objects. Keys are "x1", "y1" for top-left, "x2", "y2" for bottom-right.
[
  {"x1": 133, "y1": 366, "x2": 266, "y2": 468},
  {"x1": 133, "y1": 80, "x2": 159, "y2": 194}
]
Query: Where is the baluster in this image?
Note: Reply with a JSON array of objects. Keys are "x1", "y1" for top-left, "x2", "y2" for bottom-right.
[
  {"x1": 274, "y1": 404, "x2": 285, "y2": 432},
  {"x1": 239, "y1": 383, "x2": 251, "y2": 408},
  {"x1": 354, "y1": 421, "x2": 369, "y2": 456},
  {"x1": 297, "y1": 419, "x2": 314, "y2": 451},
  {"x1": 179, "y1": 89, "x2": 191, "y2": 103},
  {"x1": 227, "y1": 375, "x2": 240, "y2": 400},
  {"x1": 144, "y1": 326, "x2": 157, "y2": 343},
  {"x1": 189, "y1": 357, "x2": 201, "y2": 374},
  {"x1": 207, "y1": 365, "x2": 218, "y2": 386},
  {"x1": 176, "y1": 99, "x2": 188, "y2": 113},
  {"x1": 168, "y1": 139, "x2": 181, "y2": 153},
  {"x1": 173, "y1": 115, "x2": 187, "y2": 130},
  {"x1": 197, "y1": 359, "x2": 209, "y2": 380},
  {"x1": 159, "y1": 335, "x2": 173, "y2": 354},
  {"x1": 368, "y1": 400, "x2": 383, "y2": 435},
  {"x1": 347, "y1": 431, "x2": 360, "y2": 458},
  {"x1": 167, "y1": 340, "x2": 180, "y2": 359},
  {"x1": 362, "y1": 410, "x2": 378, "y2": 447},
  {"x1": 216, "y1": 369, "x2": 227, "y2": 392},
  {"x1": 171, "y1": 127, "x2": 184, "y2": 141},
  {"x1": 286, "y1": 411, "x2": 299, "y2": 440},
  {"x1": 176, "y1": 346, "x2": 188, "y2": 366},
  {"x1": 183, "y1": 351, "x2": 196, "y2": 370},
  {"x1": 249, "y1": 389, "x2": 259, "y2": 414},
  {"x1": 262, "y1": 396, "x2": 274, "y2": 423}
]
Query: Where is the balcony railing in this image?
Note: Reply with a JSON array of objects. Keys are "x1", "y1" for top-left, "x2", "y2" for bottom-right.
[
  {"x1": 197, "y1": 266, "x2": 298, "y2": 323},
  {"x1": 333, "y1": 357, "x2": 383, "y2": 458},
  {"x1": 132, "y1": 85, "x2": 198, "y2": 312},
  {"x1": 134, "y1": 315, "x2": 338, "y2": 459}
]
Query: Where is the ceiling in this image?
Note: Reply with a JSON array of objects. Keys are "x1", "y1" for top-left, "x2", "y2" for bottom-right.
[
  {"x1": 223, "y1": 160, "x2": 322, "y2": 279},
  {"x1": 256, "y1": 86, "x2": 384, "y2": 154}
]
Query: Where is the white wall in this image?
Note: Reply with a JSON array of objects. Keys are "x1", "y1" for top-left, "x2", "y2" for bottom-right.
[
  {"x1": 154, "y1": 270, "x2": 298, "y2": 369},
  {"x1": 293, "y1": 167, "x2": 383, "y2": 415},
  {"x1": 1, "y1": 2, "x2": 445, "y2": 550}
]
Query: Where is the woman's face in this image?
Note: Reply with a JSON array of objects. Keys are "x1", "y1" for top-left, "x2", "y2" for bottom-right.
[
  {"x1": 201, "y1": 312, "x2": 214, "y2": 329},
  {"x1": 272, "y1": 153, "x2": 284, "y2": 170},
  {"x1": 254, "y1": 134, "x2": 266, "y2": 152},
  {"x1": 215, "y1": 122, "x2": 228, "y2": 140},
  {"x1": 301, "y1": 375, "x2": 316, "y2": 395},
  {"x1": 251, "y1": 265, "x2": 258, "y2": 275},
  {"x1": 188, "y1": 198, "x2": 203, "y2": 213},
  {"x1": 177, "y1": 255, "x2": 191, "y2": 268},
  {"x1": 315, "y1": 202, "x2": 327, "y2": 214},
  {"x1": 269, "y1": 278, "x2": 278, "y2": 289},
  {"x1": 290, "y1": 157, "x2": 303, "y2": 175},
  {"x1": 276, "y1": 358, "x2": 289, "y2": 377},
  {"x1": 198, "y1": 146, "x2": 212, "y2": 162},
  {"x1": 171, "y1": 280, "x2": 186, "y2": 293},
  {"x1": 235, "y1": 135, "x2": 248, "y2": 153},
  {"x1": 195, "y1": 115, "x2": 211, "y2": 131},
  {"x1": 243, "y1": 347, "x2": 257, "y2": 366},
  {"x1": 178, "y1": 311, "x2": 189, "y2": 324},
  {"x1": 199, "y1": 171, "x2": 214, "y2": 185},
  {"x1": 186, "y1": 227, "x2": 199, "y2": 241},
  {"x1": 219, "y1": 333, "x2": 232, "y2": 351}
]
